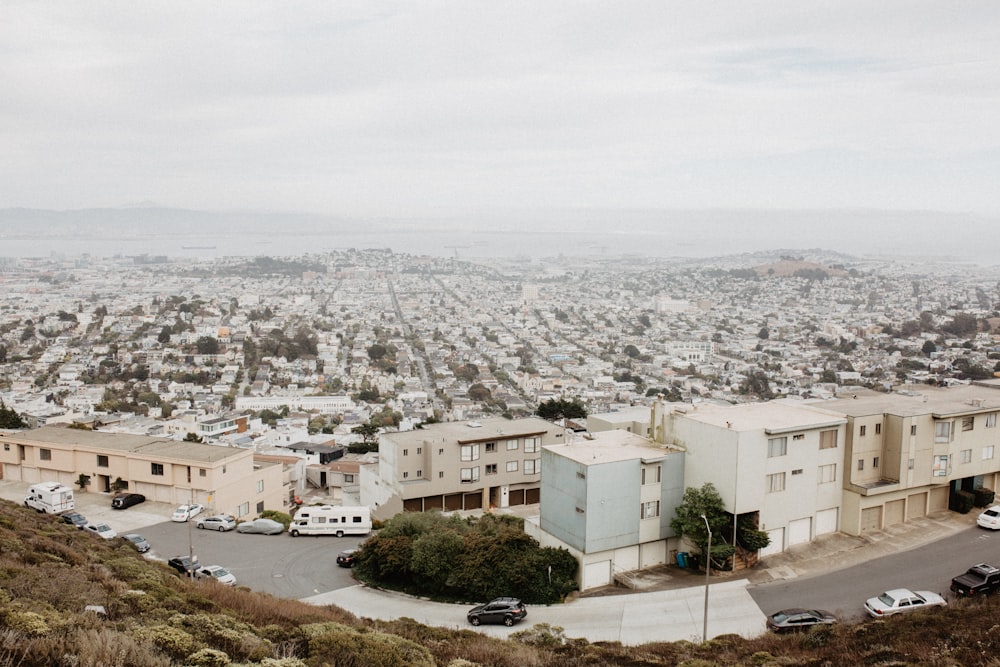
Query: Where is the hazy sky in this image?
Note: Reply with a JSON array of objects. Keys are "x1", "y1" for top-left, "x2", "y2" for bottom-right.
[{"x1": 3, "y1": 2, "x2": 1000, "y2": 217}]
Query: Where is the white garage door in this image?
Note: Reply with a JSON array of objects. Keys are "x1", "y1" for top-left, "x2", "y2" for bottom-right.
[
  {"x1": 816, "y1": 508, "x2": 838, "y2": 535},
  {"x1": 583, "y1": 560, "x2": 611, "y2": 591},
  {"x1": 759, "y1": 528, "x2": 784, "y2": 558},
  {"x1": 788, "y1": 518, "x2": 812, "y2": 546}
]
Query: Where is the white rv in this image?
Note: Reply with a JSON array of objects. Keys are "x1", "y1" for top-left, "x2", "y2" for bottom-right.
[
  {"x1": 289, "y1": 505, "x2": 372, "y2": 537},
  {"x1": 24, "y1": 482, "x2": 75, "y2": 514}
]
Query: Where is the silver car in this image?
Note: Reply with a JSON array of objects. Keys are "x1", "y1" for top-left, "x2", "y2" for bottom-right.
[{"x1": 196, "y1": 514, "x2": 237, "y2": 532}]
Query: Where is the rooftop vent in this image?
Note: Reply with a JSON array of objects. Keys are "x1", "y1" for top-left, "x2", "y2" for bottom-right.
[{"x1": 466, "y1": 421, "x2": 482, "y2": 428}]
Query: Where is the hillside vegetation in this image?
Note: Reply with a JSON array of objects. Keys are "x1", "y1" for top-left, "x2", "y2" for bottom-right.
[{"x1": 0, "y1": 500, "x2": 996, "y2": 666}]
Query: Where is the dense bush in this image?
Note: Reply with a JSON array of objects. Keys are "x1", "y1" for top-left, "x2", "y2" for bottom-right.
[{"x1": 354, "y1": 512, "x2": 578, "y2": 604}]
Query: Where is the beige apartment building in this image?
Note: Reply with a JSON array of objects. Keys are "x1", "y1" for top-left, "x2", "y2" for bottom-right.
[
  {"x1": 0, "y1": 426, "x2": 286, "y2": 519},
  {"x1": 361, "y1": 416, "x2": 563, "y2": 520}
]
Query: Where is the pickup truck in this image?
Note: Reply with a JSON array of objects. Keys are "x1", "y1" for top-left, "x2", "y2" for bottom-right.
[{"x1": 950, "y1": 563, "x2": 1000, "y2": 597}]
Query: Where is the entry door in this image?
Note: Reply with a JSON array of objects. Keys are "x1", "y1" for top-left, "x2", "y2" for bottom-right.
[{"x1": 499, "y1": 485, "x2": 509, "y2": 508}]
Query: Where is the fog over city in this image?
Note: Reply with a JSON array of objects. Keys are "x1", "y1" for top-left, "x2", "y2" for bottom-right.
[{"x1": 3, "y1": 2, "x2": 1000, "y2": 262}]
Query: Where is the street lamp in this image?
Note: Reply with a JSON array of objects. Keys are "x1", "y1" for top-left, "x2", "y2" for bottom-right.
[{"x1": 701, "y1": 513, "x2": 712, "y2": 643}]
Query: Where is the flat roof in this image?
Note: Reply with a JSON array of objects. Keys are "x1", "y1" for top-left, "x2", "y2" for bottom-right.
[
  {"x1": 673, "y1": 401, "x2": 847, "y2": 432},
  {"x1": 382, "y1": 416, "x2": 554, "y2": 445},
  {"x1": 818, "y1": 384, "x2": 1000, "y2": 419},
  {"x1": 544, "y1": 429, "x2": 681, "y2": 465},
  {"x1": 1, "y1": 425, "x2": 247, "y2": 463}
]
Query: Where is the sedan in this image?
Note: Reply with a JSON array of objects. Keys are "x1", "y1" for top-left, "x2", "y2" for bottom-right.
[
  {"x1": 85, "y1": 523, "x2": 117, "y2": 540},
  {"x1": 196, "y1": 515, "x2": 237, "y2": 532},
  {"x1": 864, "y1": 588, "x2": 947, "y2": 617},
  {"x1": 977, "y1": 505, "x2": 1000, "y2": 530},
  {"x1": 122, "y1": 533, "x2": 151, "y2": 553},
  {"x1": 196, "y1": 565, "x2": 237, "y2": 586},
  {"x1": 766, "y1": 608, "x2": 838, "y2": 633},
  {"x1": 60, "y1": 512, "x2": 88, "y2": 529},
  {"x1": 171, "y1": 504, "x2": 205, "y2": 522},
  {"x1": 111, "y1": 493, "x2": 146, "y2": 510},
  {"x1": 236, "y1": 518, "x2": 284, "y2": 535}
]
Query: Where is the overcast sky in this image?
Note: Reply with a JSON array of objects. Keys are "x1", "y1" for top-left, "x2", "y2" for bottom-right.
[{"x1": 3, "y1": 2, "x2": 1000, "y2": 218}]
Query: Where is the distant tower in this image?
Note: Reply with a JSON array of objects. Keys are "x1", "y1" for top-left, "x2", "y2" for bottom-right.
[{"x1": 522, "y1": 284, "x2": 540, "y2": 305}]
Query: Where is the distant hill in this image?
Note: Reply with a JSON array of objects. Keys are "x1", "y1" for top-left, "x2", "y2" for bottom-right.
[{"x1": 754, "y1": 257, "x2": 851, "y2": 277}]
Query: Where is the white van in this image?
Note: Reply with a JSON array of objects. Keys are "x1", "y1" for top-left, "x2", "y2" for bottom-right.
[
  {"x1": 24, "y1": 482, "x2": 75, "y2": 514},
  {"x1": 289, "y1": 505, "x2": 372, "y2": 537}
]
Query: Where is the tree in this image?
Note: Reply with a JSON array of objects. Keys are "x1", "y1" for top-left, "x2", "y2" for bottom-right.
[
  {"x1": 921, "y1": 340, "x2": 937, "y2": 356},
  {"x1": 758, "y1": 327, "x2": 769, "y2": 340},
  {"x1": 0, "y1": 401, "x2": 26, "y2": 429},
  {"x1": 468, "y1": 383, "x2": 491, "y2": 402},
  {"x1": 195, "y1": 336, "x2": 219, "y2": 354},
  {"x1": 623, "y1": 344, "x2": 640, "y2": 359},
  {"x1": 157, "y1": 326, "x2": 172, "y2": 343},
  {"x1": 350, "y1": 422, "x2": 380, "y2": 453},
  {"x1": 367, "y1": 343, "x2": 387, "y2": 361},
  {"x1": 669, "y1": 483, "x2": 735, "y2": 570},
  {"x1": 536, "y1": 398, "x2": 588, "y2": 421},
  {"x1": 183, "y1": 432, "x2": 203, "y2": 443}
]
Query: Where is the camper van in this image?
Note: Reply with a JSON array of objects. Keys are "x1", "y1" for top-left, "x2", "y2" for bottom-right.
[
  {"x1": 24, "y1": 482, "x2": 76, "y2": 514},
  {"x1": 289, "y1": 505, "x2": 372, "y2": 537}
]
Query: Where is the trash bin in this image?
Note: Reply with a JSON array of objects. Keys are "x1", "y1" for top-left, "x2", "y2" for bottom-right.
[
  {"x1": 676, "y1": 552, "x2": 688, "y2": 568},
  {"x1": 688, "y1": 554, "x2": 701, "y2": 571}
]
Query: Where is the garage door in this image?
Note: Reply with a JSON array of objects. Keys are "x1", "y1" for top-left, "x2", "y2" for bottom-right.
[
  {"x1": 907, "y1": 493, "x2": 927, "y2": 519},
  {"x1": 788, "y1": 518, "x2": 811, "y2": 546},
  {"x1": 861, "y1": 506, "x2": 882, "y2": 532},
  {"x1": 816, "y1": 508, "x2": 838, "y2": 535},
  {"x1": 640, "y1": 541, "x2": 666, "y2": 567},
  {"x1": 929, "y1": 487, "x2": 949, "y2": 512},
  {"x1": 884, "y1": 499, "x2": 905, "y2": 526},
  {"x1": 583, "y1": 560, "x2": 611, "y2": 590},
  {"x1": 759, "y1": 528, "x2": 784, "y2": 557}
]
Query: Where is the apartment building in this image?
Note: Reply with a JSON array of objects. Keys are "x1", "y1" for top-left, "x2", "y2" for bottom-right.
[
  {"x1": 530, "y1": 429, "x2": 685, "y2": 591},
  {"x1": 361, "y1": 416, "x2": 561, "y2": 520},
  {"x1": 818, "y1": 384, "x2": 1000, "y2": 534},
  {"x1": 654, "y1": 399, "x2": 848, "y2": 557},
  {"x1": 0, "y1": 426, "x2": 286, "y2": 519}
]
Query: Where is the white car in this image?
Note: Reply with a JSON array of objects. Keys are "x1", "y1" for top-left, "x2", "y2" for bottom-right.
[
  {"x1": 978, "y1": 505, "x2": 1000, "y2": 529},
  {"x1": 196, "y1": 564, "x2": 237, "y2": 586},
  {"x1": 864, "y1": 588, "x2": 947, "y2": 617},
  {"x1": 171, "y1": 504, "x2": 205, "y2": 522},
  {"x1": 84, "y1": 522, "x2": 118, "y2": 539}
]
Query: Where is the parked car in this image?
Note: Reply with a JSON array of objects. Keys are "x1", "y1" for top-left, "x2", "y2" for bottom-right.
[
  {"x1": 196, "y1": 514, "x2": 237, "y2": 532},
  {"x1": 111, "y1": 493, "x2": 146, "y2": 509},
  {"x1": 864, "y1": 588, "x2": 947, "y2": 617},
  {"x1": 951, "y1": 563, "x2": 1000, "y2": 597},
  {"x1": 236, "y1": 518, "x2": 284, "y2": 535},
  {"x1": 766, "y1": 608, "x2": 838, "y2": 633},
  {"x1": 171, "y1": 504, "x2": 205, "y2": 522},
  {"x1": 336, "y1": 549, "x2": 358, "y2": 567},
  {"x1": 84, "y1": 522, "x2": 117, "y2": 539},
  {"x1": 60, "y1": 511, "x2": 88, "y2": 529},
  {"x1": 122, "y1": 533, "x2": 151, "y2": 553},
  {"x1": 167, "y1": 555, "x2": 199, "y2": 576},
  {"x1": 467, "y1": 597, "x2": 528, "y2": 626},
  {"x1": 977, "y1": 505, "x2": 1000, "y2": 530},
  {"x1": 195, "y1": 565, "x2": 237, "y2": 586}
]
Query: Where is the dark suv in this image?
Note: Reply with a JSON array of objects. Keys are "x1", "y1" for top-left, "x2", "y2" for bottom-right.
[
  {"x1": 167, "y1": 555, "x2": 200, "y2": 577},
  {"x1": 112, "y1": 493, "x2": 146, "y2": 509},
  {"x1": 467, "y1": 597, "x2": 527, "y2": 626}
]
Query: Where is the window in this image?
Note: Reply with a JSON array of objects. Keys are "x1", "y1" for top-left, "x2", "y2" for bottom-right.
[
  {"x1": 460, "y1": 467, "x2": 480, "y2": 483},
  {"x1": 506, "y1": 461, "x2": 518, "y2": 472},
  {"x1": 857, "y1": 459, "x2": 864, "y2": 471},
  {"x1": 403, "y1": 449, "x2": 408, "y2": 456},
  {"x1": 403, "y1": 472, "x2": 409, "y2": 478},
  {"x1": 439, "y1": 448, "x2": 444, "y2": 455},
  {"x1": 766, "y1": 472, "x2": 786, "y2": 493},
  {"x1": 256, "y1": 480, "x2": 264, "y2": 493},
  {"x1": 460, "y1": 444, "x2": 480, "y2": 461},
  {"x1": 256, "y1": 501, "x2": 264, "y2": 513},
  {"x1": 524, "y1": 437, "x2": 540, "y2": 453},
  {"x1": 767, "y1": 437, "x2": 787, "y2": 458},
  {"x1": 988, "y1": 413, "x2": 998, "y2": 429},
  {"x1": 962, "y1": 416, "x2": 974, "y2": 431},
  {"x1": 641, "y1": 465, "x2": 661, "y2": 484},
  {"x1": 860, "y1": 425, "x2": 867, "y2": 436},
  {"x1": 908, "y1": 458, "x2": 915, "y2": 470},
  {"x1": 524, "y1": 459, "x2": 538, "y2": 474},
  {"x1": 199, "y1": 468, "x2": 206, "y2": 477},
  {"x1": 97, "y1": 455, "x2": 109, "y2": 467},
  {"x1": 238, "y1": 502, "x2": 249, "y2": 517},
  {"x1": 39, "y1": 449, "x2": 51, "y2": 461},
  {"x1": 818, "y1": 463, "x2": 836, "y2": 484},
  {"x1": 792, "y1": 434, "x2": 804, "y2": 441},
  {"x1": 485, "y1": 441, "x2": 497, "y2": 453},
  {"x1": 485, "y1": 463, "x2": 497, "y2": 475},
  {"x1": 416, "y1": 447, "x2": 422, "y2": 454},
  {"x1": 933, "y1": 454, "x2": 949, "y2": 476},
  {"x1": 641, "y1": 500, "x2": 660, "y2": 519},
  {"x1": 575, "y1": 507, "x2": 585, "y2": 514},
  {"x1": 416, "y1": 469, "x2": 422, "y2": 477},
  {"x1": 910, "y1": 425, "x2": 917, "y2": 436},
  {"x1": 985, "y1": 446, "x2": 995, "y2": 460},
  {"x1": 819, "y1": 430, "x2": 838, "y2": 449},
  {"x1": 875, "y1": 423, "x2": 882, "y2": 435},
  {"x1": 506, "y1": 439, "x2": 519, "y2": 450},
  {"x1": 960, "y1": 449, "x2": 973, "y2": 464},
  {"x1": 873, "y1": 457, "x2": 880, "y2": 468},
  {"x1": 576, "y1": 471, "x2": 585, "y2": 479},
  {"x1": 935, "y1": 421, "x2": 951, "y2": 443},
  {"x1": 151, "y1": 463, "x2": 164, "y2": 476},
  {"x1": 344, "y1": 474, "x2": 355, "y2": 483},
  {"x1": 439, "y1": 471, "x2": 444, "y2": 478}
]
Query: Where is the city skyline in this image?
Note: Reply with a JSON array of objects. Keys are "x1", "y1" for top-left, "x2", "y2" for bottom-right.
[{"x1": 3, "y1": 2, "x2": 1000, "y2": 219}]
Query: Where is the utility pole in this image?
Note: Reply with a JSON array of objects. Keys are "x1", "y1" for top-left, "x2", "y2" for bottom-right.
[{"x1": 701, "y1": 514, "x2": 712, "y2": 643}]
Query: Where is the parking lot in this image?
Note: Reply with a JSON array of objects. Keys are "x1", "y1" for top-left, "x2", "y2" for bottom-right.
[{"x1": 1, "y1": 481, "x2": 364, "y2": 598}]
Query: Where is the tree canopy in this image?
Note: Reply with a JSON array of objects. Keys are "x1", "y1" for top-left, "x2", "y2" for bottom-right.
[
  {"x1": 536, "y1": 397, "x2": 588, "y2": 421},
  {"x1": 0, "y1": 401, "x2": 26, "y2": 429}
]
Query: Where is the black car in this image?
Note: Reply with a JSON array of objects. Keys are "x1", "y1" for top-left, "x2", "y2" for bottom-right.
[
  {"x1": 766, "y1": 608, "x2": 838, "y2": 633},
  {"x1": 467, "y1": 597, "x2": 528, "y2": 627},
  {"x1": 60, "y1": 511, "x2": 88, "y2": 529},
  {"x1": 112, "y1": 493, "x2": 146, "y2": 509},
  {"x1": 167, "y1": 555, "x2": 200, "y2": 576},
  {"x1": 336, "y1": 549, "x2": 358, "y2": 567}
]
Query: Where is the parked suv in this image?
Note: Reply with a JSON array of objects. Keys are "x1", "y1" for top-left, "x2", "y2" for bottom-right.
[
  {"x1": 467, "y1": 597, "x2": 528, "y2": 626},
  {"x1": 112, "y1": 493, "x2": 146, "y2": 509},
  {"x1": 167, "y1": 555, "x2": 200, "y2": 577}
]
